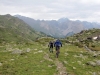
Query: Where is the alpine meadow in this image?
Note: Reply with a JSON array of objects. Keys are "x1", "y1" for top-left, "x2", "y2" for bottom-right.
[{"x1": 0, "y1": 14, "x2": 100, "y2": 75}]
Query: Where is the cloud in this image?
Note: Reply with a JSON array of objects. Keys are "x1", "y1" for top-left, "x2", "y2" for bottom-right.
[{"x1": 0, "y1": 0, "x2": 100, "y2": 22}]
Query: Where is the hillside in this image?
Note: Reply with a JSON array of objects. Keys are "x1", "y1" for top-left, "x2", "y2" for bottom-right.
[
  {"x1": 68, "y1": 28, "x2": 100, "y2": 41},
  {"x1": 0, "y1": 14, "x2": 46, "y2": 43},
  {"x1": 67, "y1": 28, "x2": 100, "y2": 51},
  {"x1": 14, "y1": 15, "x2": 100, "y2": 38},
  {"x1": 0, "y1": 14, "x2": 100, "y2": 75}
]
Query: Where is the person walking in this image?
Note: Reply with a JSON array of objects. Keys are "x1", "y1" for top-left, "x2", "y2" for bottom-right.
[
  {"x1": 54, "y1": 39, "x2": 62, "y2": 58},
  {"x1": 48, "y1": 41, "x2": 54, "y2": 53}
]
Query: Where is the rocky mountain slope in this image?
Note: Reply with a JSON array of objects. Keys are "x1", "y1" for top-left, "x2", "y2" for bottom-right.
[
  {"x1": 66, "y1": 28, "x2": 100, "y2": 51},
  {"x1": 14, "y1": 15, "x2": 100, "y2": 38}
]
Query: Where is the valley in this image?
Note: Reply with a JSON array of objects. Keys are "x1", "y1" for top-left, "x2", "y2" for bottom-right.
[{"x1": 0, "y1": 14, "x2": 100, "y2": 75}]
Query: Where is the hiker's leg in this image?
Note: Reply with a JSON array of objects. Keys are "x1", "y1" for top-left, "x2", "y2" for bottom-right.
[
  {"x1": 52, "y1": 47, "x2": 53, "y2": 53},
  {"x1": 58, "y1": 47, "x2": 60, "y2": 53},
  {"x1": 56, "y1": 46, "x2": 59, "y2": 58},
  {"x1": 49, "y1": 47, "x2": 51, "y2": 52}
]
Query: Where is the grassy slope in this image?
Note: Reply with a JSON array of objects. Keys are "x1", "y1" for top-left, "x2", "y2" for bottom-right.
[
  {"x1": 0, "y1": 39, "x2": 100, "y2": 75},
  {"x1": 59, "y1": 44, "x2": 100, "y2": 75},
  {"x1": 0, "y1": 14, "x2": 46, "y2": 43},
  {"x1": 0, "y1": 15, "x2": 100, "y2": 75},
  {"x1": 67, "y1": 28, "x2": 100, "y2": 51},
  {"x1": 0, "y1": 42, "x2": 56, "y2": 75}
]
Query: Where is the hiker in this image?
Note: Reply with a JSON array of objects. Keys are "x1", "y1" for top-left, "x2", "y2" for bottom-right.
[
  {"x1": 48, "y1": 41, "x2": 54, "y2": 53},
  {"x1": 54, "y1": 39, "x2": 62, "y2": 58}
]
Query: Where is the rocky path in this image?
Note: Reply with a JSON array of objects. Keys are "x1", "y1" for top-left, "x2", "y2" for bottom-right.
[
  {"x1": 54, "y1": 59, "x2": 68, "y2": 75},
  {"x1": 44, "y1": 52, "x2": 68, "y2": 75}
]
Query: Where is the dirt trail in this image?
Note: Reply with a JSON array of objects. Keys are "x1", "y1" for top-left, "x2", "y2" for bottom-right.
[
  {"x1": 44, "y1": 53, "x2": 68, "y2": 75},
  {"x1": 54, "y1": 59, "x2": 68, "y2": 75}
]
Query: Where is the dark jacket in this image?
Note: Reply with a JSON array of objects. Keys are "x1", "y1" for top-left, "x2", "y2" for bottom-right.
[{"x1": 48, "y1": 41, "x2": 53, "y2": 47}]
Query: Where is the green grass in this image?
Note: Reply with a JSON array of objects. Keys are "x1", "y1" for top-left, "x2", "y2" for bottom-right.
[
  {"x1": 0, "y1": 43, "x2": 56, "y2": 75},
  {"x1": 58, "y1": 44, "x2": 100, "y2": 75},
  {"x1": 0, "y1": 41, "x2": 100, "y2": 75}
]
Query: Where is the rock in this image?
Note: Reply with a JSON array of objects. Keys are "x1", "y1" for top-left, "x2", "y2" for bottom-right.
[
  {"x1": 12, "y1": 49, "x2": 22, "y2": 54},
  {"x1": 86, "y1": 61, "x2": 96, "y2": 67},
  {"x1": 93, "y1": 53, "x2": 98, "y2": 57},
  {"x1": 95, "y1": 60, "x2": 100, "y2": 66},
  {"x1": 38, "y1": 50, "x2": 43, "y2": 53},
  {"x1": 92, "y1": 72, "x2": 97, "y2": 75},
  {"x1": 26, "y1": 48, "x2": 30, "y2": 52},
  {"x1": 48, "y1": 65, "x2": 52, "y2": 67},
  {"x1": 64, "y1": 61, "x2": 68, "y2": 64},
  {"x1": 77, "y1": 61, "x2": 82, "y2": 65},
  {"x1": 0, "y1": 62, "x2": 2, "y2": 66},
  {"x1": 34, "y1": 49, "x2": 37, "y2": 50},
  {"x1": 73, "y1": 67, "x2": 76, "y2": 69},
  {"x1": 10, "y1": 59, "x2": 14, "y2": 61}
]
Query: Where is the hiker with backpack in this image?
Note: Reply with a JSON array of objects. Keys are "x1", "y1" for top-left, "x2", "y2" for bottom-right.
[{"x1": 54, "y1": 39, "x2": 62, "y2": 58}]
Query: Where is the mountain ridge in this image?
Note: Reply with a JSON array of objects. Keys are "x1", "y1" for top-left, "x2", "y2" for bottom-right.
[
  {"x1": 14, "y1": 15, "x2": 100, "y2": 38},
  {"x1": 0, "y1": 14, "x2": 46, "y2": 43}
]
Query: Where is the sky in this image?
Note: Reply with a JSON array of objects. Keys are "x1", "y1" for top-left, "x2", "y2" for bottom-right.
[{"x1": 0, "y1": 0, "x2": 100, "y2": 23}]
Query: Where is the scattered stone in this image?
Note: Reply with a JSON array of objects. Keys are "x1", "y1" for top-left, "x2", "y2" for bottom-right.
[
  {"x1": 12, "y1": 49, "x2": 22, "y2": 54},
  {"x1": 92, "y1": 72, "x2": 97, "y2": 75},
  {"x1": 95, "y1": 60, "x2": 100, "y2": 66},
  {"x1": 98, "y1": 72, "x2": 100, "y2": 74},
  {"x1": 93, "y1": 53, "x2": 98, "y2": 57},
  {"x1": 73, "y1": 54, "x2": 87, "y2": 60},
  {"x1": 80, "y1": 51, "x2": 83, "y2": 53},
  {"x1": 86, "y1": 61, "x2": 96, "y2": 67},
  {"x1": 80, "y1": 54, "x2": 83, "y2": 57},
  {"x1": 38, "y1": 50, "x2": 43, "y2": 53},
  {"x1": 72, "y1": 62, "x2": 75, "y2": 63},
  {"x1": 77, "y1": 61, "x2": 82, "y2": 65},
  {"x1": 48, "y1": 65, "x2": 52, "y2": 67},
  {"x1": 25, "y1": 56, "x2": 28, "y2": 58},
  {"x1": 10, "y1": 59, "x2": 14, "y2": 61},
  {"x1": 73, "y1": 67, "x2": 76, "y2": 70},
  {"x1": 34, "y1": 49, "x2": 37, "y2": 50},
  {"x1": 97, "y1": 51, "x2": 100, "y2": 55},
  {"x1": 64, "y1": 61, "x2": 68, "y2": 64},
  {"x1": 0, "y1": 62, "x2": 2, "y2": 66},
  {"x1": 26, "y1": 48, "x2": 30, "y2": 52}
]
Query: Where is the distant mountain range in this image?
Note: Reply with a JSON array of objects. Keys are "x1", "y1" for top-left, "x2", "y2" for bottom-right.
[
  {"x1": 14, "y1": 15, "x2": 100, "y2": 38},
  {"x1": 0, "y1": 14, "x2": 46, "y2": 43}
]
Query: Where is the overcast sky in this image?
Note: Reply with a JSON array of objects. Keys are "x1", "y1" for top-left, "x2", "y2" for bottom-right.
[{"x1": 0, "y1": 0, "x2": 100, "y2": 22}]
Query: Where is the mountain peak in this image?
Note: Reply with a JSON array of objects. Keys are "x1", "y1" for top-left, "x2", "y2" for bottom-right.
[
  {"x1": 58, "y1": 18, "x2": 69, "y2": 23},
  {"x1": 14, "y1": 15, "x2": 100, "y2": 38}
]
